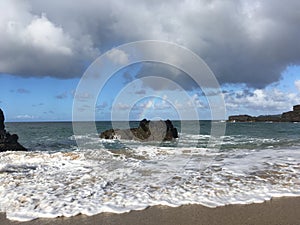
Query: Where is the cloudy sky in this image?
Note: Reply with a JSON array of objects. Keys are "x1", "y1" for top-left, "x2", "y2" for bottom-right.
[{"x1": 0, "y1": 0, "x2": 300, "y2": 121}]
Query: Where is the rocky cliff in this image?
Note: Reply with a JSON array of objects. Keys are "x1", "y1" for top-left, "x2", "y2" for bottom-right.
[
  {"x1": 228, "y1": 105, "x2": 300, "y2": 122},
  {"x1": 281, "y1": 105, "x2": 300, "y2": 122},
  {"x1": 0, "y1": 108, "x2": 27, "y2": 152}
]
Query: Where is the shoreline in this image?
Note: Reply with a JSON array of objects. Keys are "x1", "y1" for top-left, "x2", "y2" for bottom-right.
[{"x1": 1, "y1": 197, "x2": 300, "y2": 225}]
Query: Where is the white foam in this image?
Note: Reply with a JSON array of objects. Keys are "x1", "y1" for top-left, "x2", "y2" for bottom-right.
[{"x1": 1, "y1": 144, "x2": 300, "y2": 222}]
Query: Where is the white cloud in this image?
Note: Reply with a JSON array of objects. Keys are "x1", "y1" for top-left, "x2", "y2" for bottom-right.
[
  {"x1": 0, "y1": 0, "x2": 98, "y2": 78},
  {"x1": 172, "y1": 95, "x2": 204, "y2": 111},
  {"x1": 114, "y1": 103, "x2": 131, "y2": 110},
  {"x1": 96, "y1": 102, "x2": 108, "y2": 110},
  {"x1": 16, "y1": 114, "x2": 35, "y2": 119},
  {"x1": 188, "y1": 94, "x2": 204, "y2": 108},
  {"x1": 295, "y1": 80, "x2": 300, "y2": 92},
  {"x1": 145, "y1": 100, "x2": 154, "y2": 109},
  {"x1": 225, "y1": 88, "x2": 300, "y2": 115},
  {"x1": 135, "y1": 98, "x2": 172, "y2": 111},
  {"x1": 72, "y1": 92, "x2": 94, "y2": 102},
  {"x1": 25, "y1": 14, "x2": 73, "y2": 56},
  {"x1": 107, "y1": 48, "x2": 129, "y2": 65}
]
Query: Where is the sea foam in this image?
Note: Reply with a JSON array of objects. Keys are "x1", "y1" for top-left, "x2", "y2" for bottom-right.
[{"x1": 0, "y1": 132, "x2": 300, "y2": 221}]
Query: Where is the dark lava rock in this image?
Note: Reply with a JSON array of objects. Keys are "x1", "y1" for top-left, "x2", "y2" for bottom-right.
[
  {"x1": 0, "y1": 108, "x2": 27, "y2": 152},
  {"x1": 100, "y1": 119, "x2": 178, "y2": 141}
]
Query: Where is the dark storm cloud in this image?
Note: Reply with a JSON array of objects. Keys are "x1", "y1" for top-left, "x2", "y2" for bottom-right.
[
  {"x1": 135, "y1": 89, "x2": 146, "y2": 95},
  {"x1": 0, "y1": 0, "x2": 299, "y2": 87},
  {"x1": 136, "y1": 62, "x2": 199, "y2": 91},
  {"x1": 123, "y1": 72, "x2": 134, "y2": 84}
]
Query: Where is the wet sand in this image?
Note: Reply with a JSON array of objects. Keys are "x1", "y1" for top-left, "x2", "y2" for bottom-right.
[{"x1": 1, "y1": 197, "x2": 300, "y2": 225}]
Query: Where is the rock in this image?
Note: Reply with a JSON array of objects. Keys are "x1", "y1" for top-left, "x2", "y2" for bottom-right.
[
  {"x1": 281, "y1": 111, "x2": 300, "y2": 122},
  {"x1": 0, "y1": 108, "x2": 5, "y2": 131},
  {"x1": 0, "y1": 108, "x2": 27, "y2": 152},
  {"x1": 293, "y1": 105, "x2": 300, "y2": 112},
  {"x1": 228, "y1": 104, "x2": 300, "y2": 122},
  {"x1": 280, "y1": 104, "x2": 300, "y2": 122},
  {"x1": 99, "y1": 129, "x2": 116, "y2": 139},
  {"x1": 100, "y1": 119, "x2": 178, "y2": 141},
  {"x1": 165, "y1": 119, "x2": 178, "y2": 140},
  {"x1": 228, "y1": 115, "x2": 255, "y2": 122},
  {"x1": 255, "y1": 115, "x2": 281, "y2": 122}
]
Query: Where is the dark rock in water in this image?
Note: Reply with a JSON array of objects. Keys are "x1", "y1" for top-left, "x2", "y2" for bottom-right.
[
  {"x1": 0, "y1": 108, "x2": 27, "y2": 152},
  {"x1": 164, "y1": 119, "x2": 179, "y2": 140},
  {"x1": 0, "y1": 109, "x2": 5, "y2": 131},
  {"x1": 228, "y1": 104, "x2": 300, "y2": 122},
  {"x1": 100, "y1": 119, "x2": 178, "y2": 141},
  {"x1": 99, "y1": 128, "x2": 116, "y2": 139}
]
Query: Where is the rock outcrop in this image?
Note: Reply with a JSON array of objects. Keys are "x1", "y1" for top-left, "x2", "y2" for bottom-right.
[
  {"x1": 100, "y1": 119, "x2": 178, "y2": 141},
  {"x1": 293, "y1": 105, "x2": 300, "y2": 112},
  {"x1": 228, "y1": 115, "x2": 255, "y2": 122},
  {"x1": 0, "y1": 108, "x2": 27, "y2": 152},
  {"x1": 228, "y1": 104, "x2": 300, "y2": 122},
  {"x1": 281, "y1": 105, "x2": 300, "y2": 122}
]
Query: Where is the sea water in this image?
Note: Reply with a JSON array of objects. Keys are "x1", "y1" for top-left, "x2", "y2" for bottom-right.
[{"x1": 0, "y1": 121, "x2": 300, "y2": 221}]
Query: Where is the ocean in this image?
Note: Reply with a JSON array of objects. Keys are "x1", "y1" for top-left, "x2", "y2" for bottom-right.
[{"x1": 0, "y1": 121, "x2": 300, "y2": 221}]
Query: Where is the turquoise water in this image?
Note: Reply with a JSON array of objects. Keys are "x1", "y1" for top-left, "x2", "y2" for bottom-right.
[{"x1": 1, "y1": 121, "x2": 300, "y2": 221}]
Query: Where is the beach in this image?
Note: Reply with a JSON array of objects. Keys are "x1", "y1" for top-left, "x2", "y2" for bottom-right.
[
  {"x1": 1, "y1": 197, "x2": 300, "y2": 225},
  {"x1": 2, "y1": 0, "x2": 300, "y2": 223}
]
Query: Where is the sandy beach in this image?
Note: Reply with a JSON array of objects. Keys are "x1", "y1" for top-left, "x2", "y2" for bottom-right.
[{"x1": 1, "y1": 197, "x2": 299, "y2": 225}]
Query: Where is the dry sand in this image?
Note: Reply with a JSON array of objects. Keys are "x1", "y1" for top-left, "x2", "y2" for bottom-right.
[{"x1": 1, "y1": 197, "x2": 300, "y2": 225}]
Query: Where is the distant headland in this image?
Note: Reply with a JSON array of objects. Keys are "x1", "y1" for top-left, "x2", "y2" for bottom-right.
[{"x1": 228, "y1": 105, "x2": 300, "y2": 122}]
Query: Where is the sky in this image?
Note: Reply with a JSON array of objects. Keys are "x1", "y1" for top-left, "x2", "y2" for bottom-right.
[{"x1": 0, "y1": 0, "x2": 300, "y2": 121}]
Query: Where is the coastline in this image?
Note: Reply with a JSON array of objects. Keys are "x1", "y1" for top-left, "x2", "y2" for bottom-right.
[
  {"x1": 1, "y1": 197, "x2": 300, "y2": 225},
  {"x1": 227, "y1": 104, "x2": 300, "y2": 122}
]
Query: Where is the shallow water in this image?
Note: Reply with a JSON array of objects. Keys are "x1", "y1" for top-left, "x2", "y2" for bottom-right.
[{"x1": 0, "y1": 121, "x2": 300, "y2": 221}]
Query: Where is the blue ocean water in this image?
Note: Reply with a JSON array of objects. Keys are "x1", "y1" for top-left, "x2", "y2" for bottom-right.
[{"x1": 0, "y1": 121, "x2": 300, "y2": 221}]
